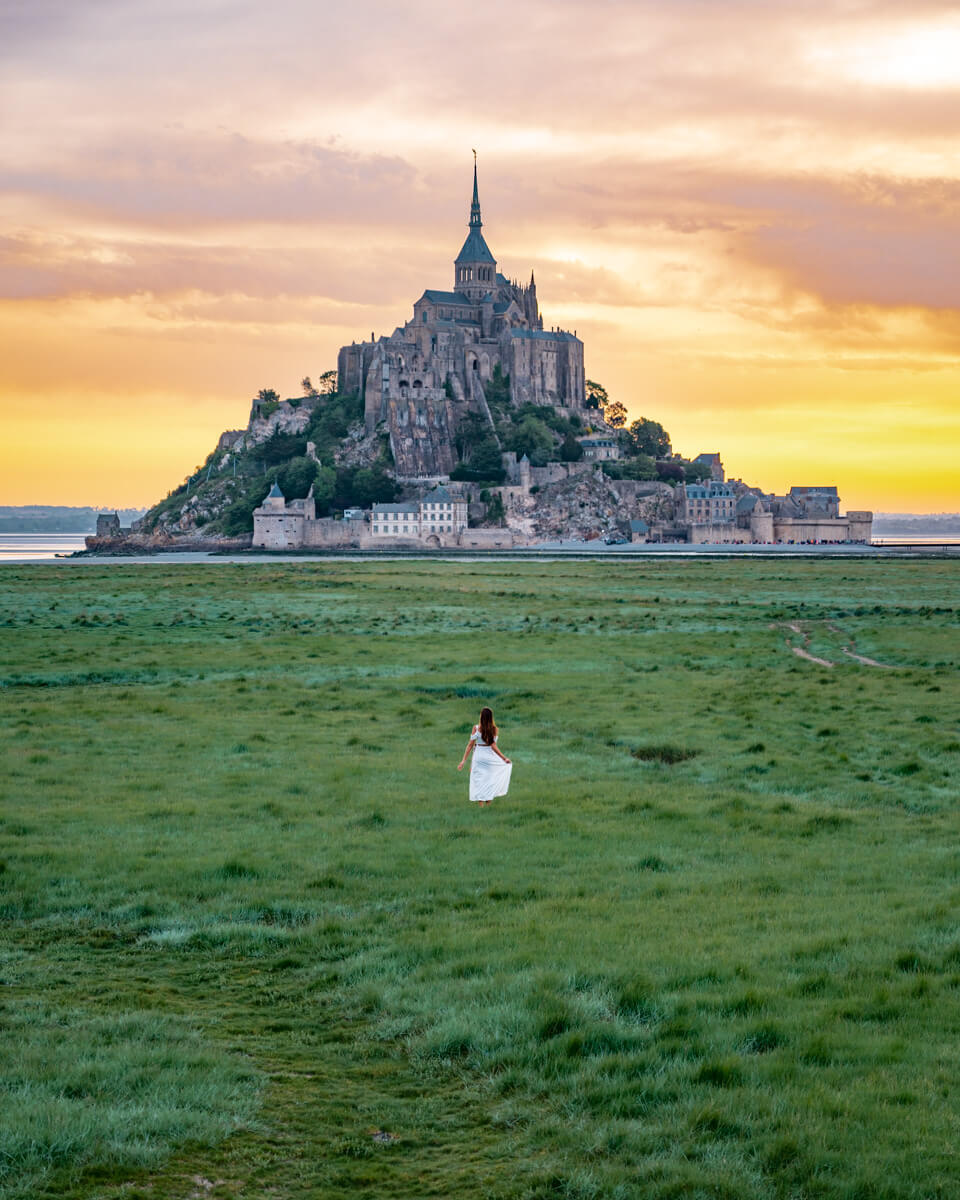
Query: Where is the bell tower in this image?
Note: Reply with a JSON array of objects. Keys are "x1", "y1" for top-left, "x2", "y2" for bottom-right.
[{"x1": 454, "y1": 154, "x2": 497, "y2": 300}]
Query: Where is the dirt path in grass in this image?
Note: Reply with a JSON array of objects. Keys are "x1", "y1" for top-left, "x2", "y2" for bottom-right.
[
  {"x1": 775, "y1": 621, "x2": 897, "y2": 669},
  {"x1": 826, "y1": 622, "x2": 897, "y2": 669},
  {"x1": 783, "y1": 622, "x2": 835, "y2": 667}
]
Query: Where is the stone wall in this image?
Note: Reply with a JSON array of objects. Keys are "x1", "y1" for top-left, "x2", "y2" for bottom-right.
[
  {"x1": 689, "y1": 523, "x2": 751, "y2": 544},
  {"x1": 773, "y1": 516, "x2": 871, "y2": 543},
  {"x1": 457, "y1": 527, "x2": 515, "y2": 548}
]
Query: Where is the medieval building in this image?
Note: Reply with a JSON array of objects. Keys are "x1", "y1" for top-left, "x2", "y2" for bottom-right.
[{"x1": 337, "y1": 162, "x2": 586, "y2": 480}]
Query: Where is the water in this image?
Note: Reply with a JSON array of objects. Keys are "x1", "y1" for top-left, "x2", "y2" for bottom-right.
[
  {"x1": 0, "y1": 533, "x2": 957, "y2": 565},
  {"x1": 0, "y1": 534, "x2": 88, "y2": 561},
  {"x1": 872, "y1": 537, "x2": 960, "y2": 545}
]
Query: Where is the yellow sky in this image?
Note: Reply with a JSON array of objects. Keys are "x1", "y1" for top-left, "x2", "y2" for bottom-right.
[{"x1": 1, "y1": 1, "x2": 959, "y2": 511}]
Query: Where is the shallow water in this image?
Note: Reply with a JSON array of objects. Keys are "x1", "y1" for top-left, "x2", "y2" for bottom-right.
[{"x1": 0, "y1": 534, "x2": 88, "y2": 561}]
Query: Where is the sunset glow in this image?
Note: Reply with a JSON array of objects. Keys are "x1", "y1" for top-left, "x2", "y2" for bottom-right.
[{"x1": 2, "y1": 1, "x2": 959, "y2": 511}]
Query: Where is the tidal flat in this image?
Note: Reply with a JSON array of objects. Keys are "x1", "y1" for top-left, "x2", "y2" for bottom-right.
[{"x1": 1, "y1": 559, "x2": 959, "y2": 1200}]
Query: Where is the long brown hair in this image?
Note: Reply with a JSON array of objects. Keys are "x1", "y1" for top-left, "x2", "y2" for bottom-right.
[{"x1": 479, "y1": 707, "x2": 498, "y2": 746}]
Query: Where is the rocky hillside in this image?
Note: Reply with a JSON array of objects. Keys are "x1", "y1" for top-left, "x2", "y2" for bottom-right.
[
  {"x1": 133, "y1": 374, "x2": 694, "y2": 544},
  {"x1": 137, "y1": 387, "x2": 396, "y2": 538}
]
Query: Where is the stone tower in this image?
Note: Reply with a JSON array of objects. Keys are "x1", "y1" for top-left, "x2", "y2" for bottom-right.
[{"x1": 454, "y1": 159, "x2": 497, "y2": 300}]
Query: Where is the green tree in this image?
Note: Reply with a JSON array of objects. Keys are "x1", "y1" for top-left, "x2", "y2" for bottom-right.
[
  {"x1": 252, "y1": 388, "x2": 280, "y2": 420},
  {"x1": 318, "y1": 370, "x2": 338, "y2": 396},
  {"x1": 619, "y1": 454, "x2": 657, "y2": 481},
  {"x1": 344, "y1": 467, "x2": 397, "y2": 508},
  {"x1": 219, "y1": 480, "x2": 270, "y2": 536},
  {"x1": 560, "y1": 432, "x2": 584, "y2": 462},
  {"x1": 277, "y1": 456, "x2": 318, "y2": 499},
  {"x1": 626, "y1": 417, "x2": 672, "y2": 459},
  {"x1": 484, "y1": 363, "x2": 511, "y2": 410},
  {"x1": 585, "y1": 380, "x2": 608, "y2": 410},
  {"x1": 259, "y1": 431, "x2": 307, "y2": 465},
  {"x1": 301, "y1": 376, "x2": 319, "y2": 397},
  {"x1": 604, "y1": 400, "x2": 628, "y2": 428},
  {"x1": 680, "y1": 460, "x2": 711, "y2": 483},
  {"x1": 505, "y1": 416, "x2": 555, "y2": 466},
  {"x1": 313, "y1": 465, "x2": 336, "y2": 515},
  {"x1": 485, "y1": 493, "x2": 505, "y2": 525},
  {"x1": 470, "y1": 437, "x2": 506, "y2": 479}
]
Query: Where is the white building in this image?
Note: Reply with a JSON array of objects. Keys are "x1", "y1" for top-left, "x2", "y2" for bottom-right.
[
  {"x1": 680, "y1": 482, "x2": 737, "y2": 525},
  {"x1": 370, "y1": 485, "x2": 468, "y2": 541},
  {"x1": 579, "y1": 435, "x2": 620, "y2": 461}
]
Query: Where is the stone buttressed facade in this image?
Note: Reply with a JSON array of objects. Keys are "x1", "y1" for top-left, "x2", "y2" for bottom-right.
[{"x1": 337, "y1": 162, "x2": 586, "y2": 479}]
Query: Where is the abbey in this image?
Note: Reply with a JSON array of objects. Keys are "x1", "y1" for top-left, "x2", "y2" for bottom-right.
[{"x1": 337, "y1": 162, "x2": 586, "y2": 479}]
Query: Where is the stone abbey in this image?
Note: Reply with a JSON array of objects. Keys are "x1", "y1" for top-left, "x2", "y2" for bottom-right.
[{"x1": 337, "y1": 161, "x2": 585, "y2": 480}]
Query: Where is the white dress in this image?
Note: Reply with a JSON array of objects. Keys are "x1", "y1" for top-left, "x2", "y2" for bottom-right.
[{"x1": 469, "y1": 727, "x2": 512, "y2": 803}]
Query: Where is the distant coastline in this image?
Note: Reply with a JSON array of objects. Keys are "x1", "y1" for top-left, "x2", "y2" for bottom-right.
[
  {"x1": 0, "y1": 506, "x2": 146, "y2": 533},
  {"x1": 872, "y1": 513, "x2": 960, "y2": 538}
]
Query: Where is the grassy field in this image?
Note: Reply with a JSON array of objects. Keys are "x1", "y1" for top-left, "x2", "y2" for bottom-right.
[{"x1": 1, "y1": 559, "x2": 958, "y2": 1200}]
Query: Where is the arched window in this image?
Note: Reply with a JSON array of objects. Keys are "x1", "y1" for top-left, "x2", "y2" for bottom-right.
[{"x1": 412, "y1": 379, "x2": 423, "y2": 388}]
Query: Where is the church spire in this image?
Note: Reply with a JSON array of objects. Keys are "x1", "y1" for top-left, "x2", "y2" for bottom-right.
[
  {"x1": 455, "y1": 152, "x2": 496, "y2": 297},
  {"x1": 470, "y1": 149, "x2": 482, "y2": 228}
]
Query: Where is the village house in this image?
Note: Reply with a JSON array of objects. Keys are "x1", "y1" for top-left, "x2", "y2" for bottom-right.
[
  {"x1": 578, "y1": 435, "x2": 620, "y2": 461},
  {"x1": 679, "y1": 481, "x2": 737, "y2": 525}
]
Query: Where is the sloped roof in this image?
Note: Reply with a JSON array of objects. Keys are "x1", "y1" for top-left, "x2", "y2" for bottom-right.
[
  {"x1": 629, "y1": 519, "x2": 649, "y2": 532},
  {"x1": 455, "y1": 227, "x2": 496, "y2": 264},
  {"x1": 421, "y1": 290, "x2": 472, "y2": 305},
  {"x1": 372, "y1": 501, "x2": 420, "y2": 514},
  {"x1": 425, "y1": 485, "x2": 453, "y2": 503},
  {"x1": 267, "y1": 482, "x2": 284, "y2": 498}
]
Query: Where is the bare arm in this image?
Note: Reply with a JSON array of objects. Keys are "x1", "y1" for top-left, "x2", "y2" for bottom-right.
[
  {"x1": 458, "y1": 730, "x2": 477, "y2": 771},
  {"x1": 492, "y1": 742, "x2": 511, "y2": 764}
]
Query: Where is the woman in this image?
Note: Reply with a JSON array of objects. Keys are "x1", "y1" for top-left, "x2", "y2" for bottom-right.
[{"x1": 458, "y1": 706, "x2": 512, "y2": 806}]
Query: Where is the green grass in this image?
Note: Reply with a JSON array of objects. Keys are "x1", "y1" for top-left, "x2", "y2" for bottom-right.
[{"x1": 1, "y1": 559, "x2": 959, "y2": 1198}]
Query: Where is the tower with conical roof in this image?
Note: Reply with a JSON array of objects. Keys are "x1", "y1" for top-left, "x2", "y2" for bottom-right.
[{"x1": 454, "y1": 157, "x2": 497, "y2": 300}]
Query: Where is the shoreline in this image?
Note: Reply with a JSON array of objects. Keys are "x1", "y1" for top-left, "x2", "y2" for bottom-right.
[{"x1": 2, "y1": 540, "x2": 958, "y2": 565}]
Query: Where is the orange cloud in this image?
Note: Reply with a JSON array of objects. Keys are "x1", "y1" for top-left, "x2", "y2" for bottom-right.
[{"x1": 1, "y1": 0, "x2": 959, "y2": 510}]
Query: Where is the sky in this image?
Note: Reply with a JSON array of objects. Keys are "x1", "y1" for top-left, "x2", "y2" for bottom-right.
[{"x1": 2, "y1": 0, "x2": 959, "y2": 511}]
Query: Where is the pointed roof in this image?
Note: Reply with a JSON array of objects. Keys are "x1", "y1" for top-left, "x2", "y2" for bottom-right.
[
  {"x1": 470, "y1": 157, "x2": 482, "y2": 228},
  {"x1": 456, "y1": 158, "x2": 495, "y2": 264},
  {"x1": 267, "y1": 481, "x2": 284, "y2": 498}
]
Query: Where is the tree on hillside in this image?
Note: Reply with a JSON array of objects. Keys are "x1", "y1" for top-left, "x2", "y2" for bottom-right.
[
  {"x1": 318, "y1": 370, "x2": 337, "y2": 396},
  {"x1": 504, "y1": 415, "x2": 556, "y2": 466},
  {"x1": 680, "y1": 460, "x2": 711, "y2": 483},
  {"x1": 260, "y1": 430, "x2": 307, "y2": 465},
  {"x1": 277, "y1": 456, "x2": 318, "y2": 500},
  {"x1": 313, "y1": 465, "x2": 337, "y2": 515},
  {"x1": 626, "y1": 417, "x2": 672, "y2": 459},
  {"x1": 585, "y1": 380, "x2": 607, "y2": 410},
  {"x1": 656, "y1": 460, "x2": 685, "y2": 484},
  {"x1": 257, "y1": 388, "x2": 279, "y2": 404},
  {"x1": 603, "y1": 400, "x2": 628, "y2": 428},
  {"x1": 560, "y1": 431, "x2": 584, "y2": 462},
  {"x1": 301, "y1": 376, "x2": 319, "y2": 397}
]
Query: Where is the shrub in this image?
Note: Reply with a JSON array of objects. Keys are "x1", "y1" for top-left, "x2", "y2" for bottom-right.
[{"x1": 631, "y1": 745, "x2": 698, "y2": 764}]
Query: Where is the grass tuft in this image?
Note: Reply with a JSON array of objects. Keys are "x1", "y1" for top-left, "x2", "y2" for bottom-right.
[{"x1": 631, "y1": 744, "x2": 698, "y2": 764}]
